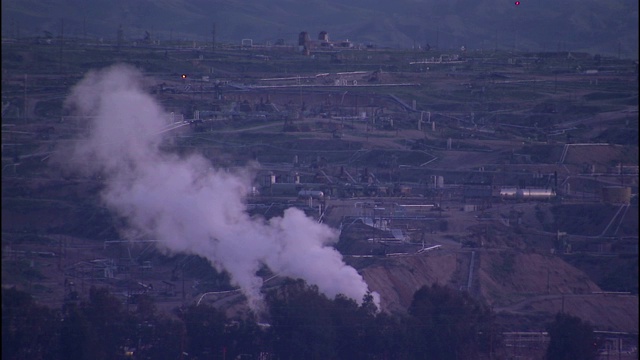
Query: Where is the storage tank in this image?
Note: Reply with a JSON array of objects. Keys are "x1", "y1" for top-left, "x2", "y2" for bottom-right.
[
  {"x1": 500, "y1": 187, "x2": 518, "y2": 199},
  {"x1": 518, "y1": 188, "x2": 555, "y2": 200},
  {"x1": 263, "y1": 172, "x2": 276, "y2": 186},
  {"x1": 602, "y1": 186, "x2": 631, "y2": 204},
  {"x1": 298, "y1": 31, "x2": 310, "y2": 46},
  {"x1": 431, "y1": 175, "x2": 445, "y2": 189}
]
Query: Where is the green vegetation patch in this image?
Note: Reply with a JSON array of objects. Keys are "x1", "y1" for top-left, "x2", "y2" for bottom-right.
[
  {"x1": 520, "y1": 144, "x2": 564, "y2": 163},
  {"x1": 593, "y1": 127, "x2": 639, "y2": 145},
  {"x1": 550, "y1": 204, "x2": 619, "y2": 236},
  {"x1": 563, "y1": 254, "x2": 638, "y2": 293},
  {"x1": 490, "y1": 251, "x2": 516, "y2": 282}
]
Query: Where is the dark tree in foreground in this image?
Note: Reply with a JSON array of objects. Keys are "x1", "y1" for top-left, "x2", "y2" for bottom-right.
[
  {"x1": 545, "y1": 312, "x2": 598, "y2": 360},
  {"x1": 266, "y1": 279, "x2": 421, "y2": 359},
  {"x1": 407, "y1": 283, "x2": 499, "y2": 360},
  {"x1": 179, "y1": 303, "x2": 232, "y2": 359},
  {"x1": 83, "y1": 286, "x2": 134, "y2": 360},
  {"x1": 59, "y1": 302, "x2": 91, "y2": 359},
  {"x1": 267, "y1": 280, "x2": 338, "y2": 360},
  {"x1": 3, "y1": 282, "x2": 504, "y2": 360},
  {"x1": 2, "y1": 287, "x2": 61, "y2": 360}
]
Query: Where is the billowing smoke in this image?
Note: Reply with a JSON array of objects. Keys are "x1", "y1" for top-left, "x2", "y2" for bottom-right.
[{"x1": 57, "y1": 64, "x2": 379, "y2": 312}]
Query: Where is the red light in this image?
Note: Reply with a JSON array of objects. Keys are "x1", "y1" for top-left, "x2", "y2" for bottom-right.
[{"x1": 515, "y1": 1, "x2": 520, "y2": 5}]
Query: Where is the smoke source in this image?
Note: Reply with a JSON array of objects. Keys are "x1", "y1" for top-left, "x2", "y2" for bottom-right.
[{"x1": 58, "y1": 64, "x2": 379, "y2": 311}]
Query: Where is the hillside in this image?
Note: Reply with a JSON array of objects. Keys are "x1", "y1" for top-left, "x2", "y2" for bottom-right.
[
  {"x1": 1, "y1": 0, "x2": 638, "y2": 57},
  {"x1": 355, "y1": 250, "x2": 639, "y2": 333}
]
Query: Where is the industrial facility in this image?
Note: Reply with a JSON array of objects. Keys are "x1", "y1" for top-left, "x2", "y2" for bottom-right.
[{"x1": 1, "y1": 29, "x2": 638, "y2": 360}]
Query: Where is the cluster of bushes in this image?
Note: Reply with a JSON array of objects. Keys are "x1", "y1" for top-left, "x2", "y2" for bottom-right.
[{"x1": 2, "y1": 280, "x2": 598, "y2": 360}]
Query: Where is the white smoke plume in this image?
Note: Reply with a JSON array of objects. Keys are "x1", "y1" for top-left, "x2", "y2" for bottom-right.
[{"x1": 58, "y1": 64, "x2": 379, "y2": 312}]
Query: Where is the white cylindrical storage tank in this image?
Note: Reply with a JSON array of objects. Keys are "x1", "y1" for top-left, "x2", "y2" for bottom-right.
[
  {"x1": 436, "y1": 176, "x2": 444, "y2": 189},
  {"x1": 270, "y1": 173, "x2": 276, "y2": 184},
  {"x1": 500, "y1": 187, "x2": 518, "y2": 199},
  {"x1": 522, "y1": 188, "x2": 554, "y2": 199},
  {"x1": 263, "y1": 173, "x2": 274, "y2": 187}
]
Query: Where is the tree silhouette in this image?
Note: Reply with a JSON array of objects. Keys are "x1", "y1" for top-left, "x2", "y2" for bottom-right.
[
  {"x1": 267, "y1": 280, "x2": 337, "y2": 360},
  {"x1": 179, "y1": 303, "x2": 228, "y2": 358},
  {"x1": 82, "y1": 286, "x2": 133, "y2": 360},
  {"x1": 407, "y1": 283, "x2": 498, "y2": 360},
  {"x1": 59, "y1": 302, "x2": 92, "y2": 359},
  {"x1": 545, "y1": 312, "x2": 598, "y2": 360},
  {"x1": 2, "y1": 283, "x2": 505, "y2": 359},
  {"x1": 2, "y1": 287, "x2": 61, "y2": 360}
]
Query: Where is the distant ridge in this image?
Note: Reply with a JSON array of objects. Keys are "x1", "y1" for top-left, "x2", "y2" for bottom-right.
[{"x1": 1, "y1": 0, "x2": 637, "y2": 58}]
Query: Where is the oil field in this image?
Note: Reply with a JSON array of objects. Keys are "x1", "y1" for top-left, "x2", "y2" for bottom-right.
[{"x1": 2, "y1": 34, "x2": 638, "y2": 359}]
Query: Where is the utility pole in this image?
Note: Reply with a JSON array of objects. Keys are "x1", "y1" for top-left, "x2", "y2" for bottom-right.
[
  {"x1": 117, "y1": 24, "x2": 124, "y2": 52},
  {"x1": 182, "y1": 264, "x2": 186, "y2": 301},
  {"x1": 618, "y1": 41, "x2": 621, "y2": 59},
  {"x1": 23, "y1": 74, "x2": 27, "y2": 121},
  {"x1": 547, "y1": 269, "x2": 550, "y2": 294},
  {"x1": 59, "y1": 18, "x2": 64, "y2": 73},
  {"x1": 211, "y1": 22, "x2": 216, "y2": 53}
]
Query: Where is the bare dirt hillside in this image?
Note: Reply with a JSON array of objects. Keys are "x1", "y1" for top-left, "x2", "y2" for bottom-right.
[
  {"x1": 357, "y1": 250, "x2": 461, "y2": 314},
  {"x1": 478, "y1": 251, "x2": 602, "y2": 307},
  {"x1": 477, "y1": 251, "x2": 638, "y2": 333},
  {"x1": 353, "y1": 249, "x2": 638, "y2": 333}
]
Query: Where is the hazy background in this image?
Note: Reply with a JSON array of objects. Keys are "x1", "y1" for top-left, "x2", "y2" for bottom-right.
[{"x1": 2, "y1": 0, "x2": 638, "y2": 58}]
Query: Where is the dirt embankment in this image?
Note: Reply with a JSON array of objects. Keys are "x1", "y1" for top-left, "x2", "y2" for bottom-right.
[
  {"x1": 356, "y1": 249, "x2": 638, "y2": 333},
  {"x1": 478, "y1": 251, "x2": 638, "y2": 332},
  {"x1": 358, "y1": 250, "x2": 463, "y2": 314},
  {"x1": 478, "y1": 251, "x2": 602, "y2": 307}
]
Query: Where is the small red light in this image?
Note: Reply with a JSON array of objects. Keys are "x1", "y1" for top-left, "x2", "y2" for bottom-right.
[{"x1": 515, "y1": 1, "x2": 520, "y2": 5}]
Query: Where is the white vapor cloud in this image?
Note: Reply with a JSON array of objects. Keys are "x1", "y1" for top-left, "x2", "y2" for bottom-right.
[{"x1": 58, "y1": 64, "x2": 379, "y2": 311}]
